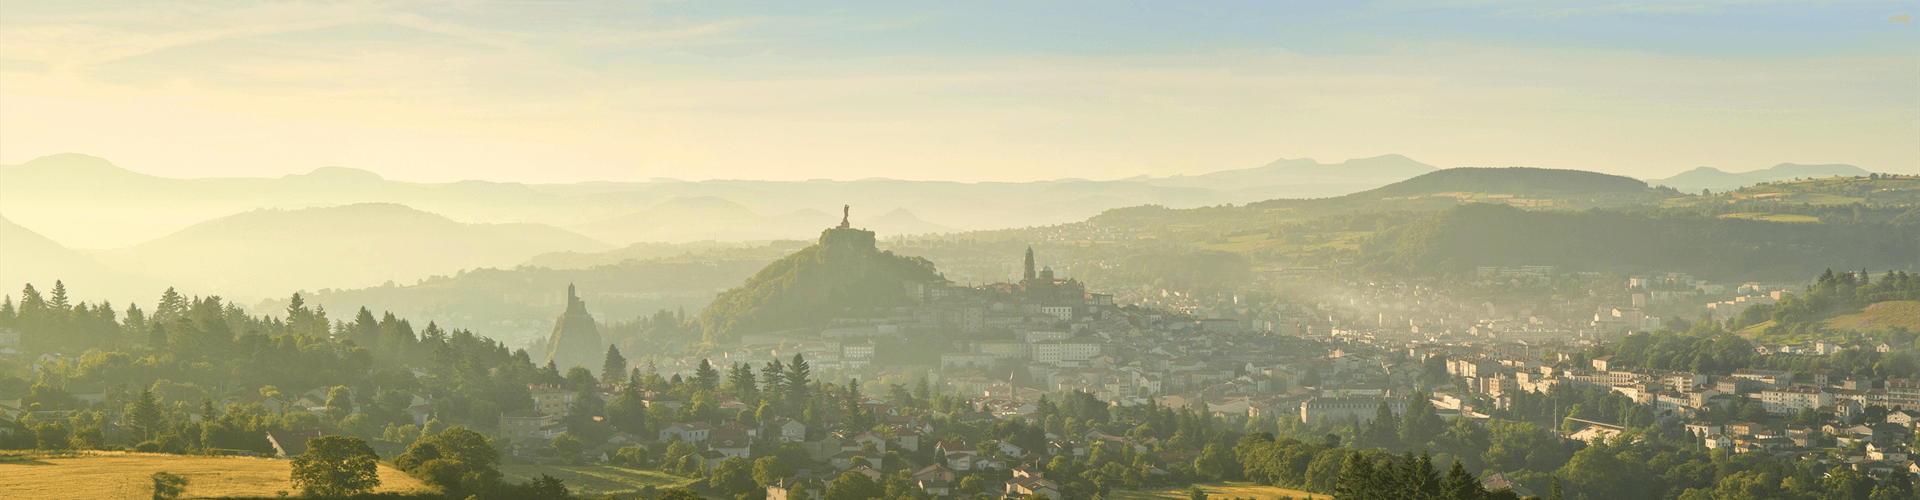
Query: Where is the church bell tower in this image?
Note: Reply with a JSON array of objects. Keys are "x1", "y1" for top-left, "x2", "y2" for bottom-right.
[{"x1": 1023, "y1": 246, "x2": 1036, "y2": 281}]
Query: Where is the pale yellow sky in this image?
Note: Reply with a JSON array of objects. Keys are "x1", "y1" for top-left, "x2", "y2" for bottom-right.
[{"x1": 2, "y1": 1, "x2": 1914, "y2": 183}]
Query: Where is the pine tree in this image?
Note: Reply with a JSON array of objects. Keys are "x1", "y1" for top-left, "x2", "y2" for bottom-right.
[
  {"x1": 20, "y1": 283, "x2": 44, "y2": 313},
  {"x1": 1333, "y1": 451, "x2": 1375, "y2": 500},
  {"x1": 602, "y1": 345, "x2": 628, "y2": 382},
  {"x1": 286, "y1": 293, "x2": 312, "y2": 333},
  {"x1": 761, "y1": 359, "x2": 787, "y2": 409},
  {"x1": 126, "y1": 388, "x2": 165, "y2": 442},
  {"x1": 122, "y1": 303, "x2": 147, "y2": 339},
  {"x1": 1440, "y1": 460, "x2": 1485, "y2": 500},
  {"x1": 352, "y1": 307, "x2": 379, "y2": 346},
  {"x1": 378, "y1": 313, "x2": 415, "y2": 358},
  {"x1": 1361, "y1": 401, "x2": 1401, "y2": 450},
  {"x1": 1401, "y1": 393, "x2": 1444, "y2": 448},
  {"x1": 48, "y1": 280, "x2": 69, "y2": 311},
  {"x1": 724, "y1": 363, "x2": 757, "y2": 405},
  {"x1": 642, "y1": 361, "x2": 665, "y2": 392},
  {"x1": 1413, "y1": 451, "x2": 1441, "y2": 499},
  {"x1": 1388, "y1": 451, "x2": 1418, "y2": 498},
  {"x1": 147, "y1": 322, "x2": 168, "y2": 350},
  {"x1": 843, "y1": 378, "x2": 873, "y2": 431},
  {"x1": 695, "y1": 359, "x2": 720, "y2": 391},
  {"x1": 1545, "y1": 476, "x2": 1564, "y2": 500},
  {"x1": 154, "y1": 287, "x2": 185, "y2": 322},
  {"x1": 785, "y1": 354, "x2": 812, "y2": 410},
  {"x1": 309, "y1": 304, "x2": 329, "y2": 337}
]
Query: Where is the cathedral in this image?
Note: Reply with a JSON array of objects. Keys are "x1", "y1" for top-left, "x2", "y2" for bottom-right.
[{"x1": 1018, "y1": 246, "x2": 1084, "y2": 304}]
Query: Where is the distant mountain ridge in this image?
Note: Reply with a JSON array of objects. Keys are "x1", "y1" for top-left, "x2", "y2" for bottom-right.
[
  {"x1": 0, "y1": 214, "x2": 162, "y2": 305},
  {"x1": 1646, "y1": 163, "x2": 1874, "y2": 192},
  {"x1": 1, "y1": 152, "x2": 1445, "y2": 249},
  {"x1": 1350, "y1": 167, "x2": 1650, "y2": 199},
  {"x1": 1189, "y1": 154, "x2": 1439, "y2": 183},
  {"x1": 1246, "y1": 167, "x2": 1660, "y2": 211},
  {"x1": 88, "y1": 203, "x2": 610, "y2": 300}
]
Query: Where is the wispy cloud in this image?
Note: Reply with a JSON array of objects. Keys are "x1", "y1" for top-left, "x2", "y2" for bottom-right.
[
  {"x1": 0, "y1": 1, "x2": 1912, "y2": 182},
  {"x1": 1505, "y1": 3, "x2": 1719, "y2": 18}
]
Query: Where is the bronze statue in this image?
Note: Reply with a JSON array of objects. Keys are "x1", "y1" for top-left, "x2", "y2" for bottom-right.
[{"x1": 840, "y1": 204, "x2": 851, "y2": 228}]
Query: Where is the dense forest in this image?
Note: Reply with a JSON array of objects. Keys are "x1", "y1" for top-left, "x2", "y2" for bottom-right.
[{"x1": 1358, "y1": 204, "x2": 1917, "y2": 281}]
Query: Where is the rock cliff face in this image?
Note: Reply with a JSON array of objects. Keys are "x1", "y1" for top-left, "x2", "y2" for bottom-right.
[{"x1": 544, "y1": 284, "x2": 604, "y2": 370}]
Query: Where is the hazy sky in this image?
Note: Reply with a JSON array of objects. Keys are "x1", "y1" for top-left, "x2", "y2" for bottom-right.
[{"x1": 2, "y1": 0, "x2": 1914, "y2": 183}]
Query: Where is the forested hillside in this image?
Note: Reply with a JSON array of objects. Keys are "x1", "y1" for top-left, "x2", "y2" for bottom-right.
[{"x1": 1358, "y1": 204, "x2": 1919, "y2": 280}]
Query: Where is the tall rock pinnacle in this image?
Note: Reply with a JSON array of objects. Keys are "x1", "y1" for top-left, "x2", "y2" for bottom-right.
[{"x1": 543, "y1": 283, "x2": 604, "y2": 371}]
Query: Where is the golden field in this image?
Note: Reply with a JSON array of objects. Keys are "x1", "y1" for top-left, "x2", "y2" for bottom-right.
[
  {"x1": 1108, "y1": 482, "x2": 1331, "y2": 500},
  {"x1": 0, "y1": 451, "x2": 436, "y2": 500},
  {"x1": 498, "y1": 463, "x2": 698, "y2": 497}
]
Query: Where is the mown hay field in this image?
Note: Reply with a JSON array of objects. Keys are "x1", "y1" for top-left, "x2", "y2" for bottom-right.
[
  {"x1": 1826, "y1": 301, "x2": 1920, "y2": 333},
  {"x1": 0, "y1": 451, "x2": 435, "y2": 500},
  {"x1": 498, "y1": 464, "x2": 699, "y2": 498},
  {"x1": 1107, "y1": 482, "x2": 1331, "y2": 500}
]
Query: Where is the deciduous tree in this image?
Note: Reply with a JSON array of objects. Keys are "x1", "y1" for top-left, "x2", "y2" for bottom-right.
[{"x1": 290, "y1": 435, "x2": 381, "y2": 497}]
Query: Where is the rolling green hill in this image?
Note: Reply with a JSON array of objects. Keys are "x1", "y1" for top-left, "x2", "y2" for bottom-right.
[
  {"x1": 1824, "y1": 301, "x2": 1920, "y2": 334},
  {"x1": 1345, "y1": 167, "x2": 1653, "y2": 199},
  {"x1": 1072, "y1": 167, "x2": 1677, "y2": 242},
  {"x1": 1726, "y1": 175, "x2": 1920, "y2": 205},
  {"x1": 1360, "y1": 203, "x2": 1917, "y2": 281}
]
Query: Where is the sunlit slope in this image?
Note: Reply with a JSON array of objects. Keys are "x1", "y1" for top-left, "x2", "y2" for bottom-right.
[
  {"x1": 1081, "y1": 167, "x2": 1673, "y2": 238},
  {"x1": 0, "y1": 452, "x2": 434, "y2": 500}
]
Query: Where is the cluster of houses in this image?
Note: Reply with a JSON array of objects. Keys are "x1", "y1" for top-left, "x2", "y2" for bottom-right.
[
  {"x1": 1424, "y1": 340, "x2": 1920, "y2": 481},
  {"x1": 498, "y1": 381, "x2": 1192, "y2": 500}
]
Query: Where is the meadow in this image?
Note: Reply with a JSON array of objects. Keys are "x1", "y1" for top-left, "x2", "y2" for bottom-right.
[
  {"x1": 1107, "y1": 482, "x2": 1331, "y2": 500},
  {"x1": 498, "y1": 463, "x2": 699, "y2": 498},
  {"x1": 1715, "y1": 213, "x2": 1821, "y2": 223},
  {"x1": 1825, "y1": 301, "x2": 1920, "y2": 334},
  {"x1": 0, "y1": 451, "x2": 435, "y2": 500}
]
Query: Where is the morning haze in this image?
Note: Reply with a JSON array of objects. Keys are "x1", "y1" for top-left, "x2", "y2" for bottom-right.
[{"x1": 0, "y1": 2, "x2": 1915, "y2": 500}]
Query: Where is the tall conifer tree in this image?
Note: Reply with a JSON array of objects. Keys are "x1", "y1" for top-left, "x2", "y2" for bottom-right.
[{"x1": 602, "y1": 345, "x2": 628, "y2": 382}]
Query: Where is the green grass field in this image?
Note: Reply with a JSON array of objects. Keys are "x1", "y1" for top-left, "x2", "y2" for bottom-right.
[
  {"x1": 1716, "y1": 213, "x2": 1820, "y2": 223},
  {"x1": 1751, "y1": 323, "x2": 1850, "y2": 346},
  {"x1": 0, "y1": 451, "x2": 435, "y2": 500},
  {"x1": 1825, "y1": 301, "x2": 1920, "y2": 333},
  {"x1": 1108, "y1": 482, "x2": 1330, "y2": 500},
  {"x1": 1193, "y1": 232, "x2": 1370, "y2": 253},
  {"x1": 499, "y1": 464, "x2": 698, "y2": 497},
  {"x1": 1734, "y1": 320, "x2": 1772, "y2": 337}
]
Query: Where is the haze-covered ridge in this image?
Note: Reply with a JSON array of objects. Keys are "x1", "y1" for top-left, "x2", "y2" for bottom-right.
[
  {"x1": 0, "y1": 153, "x2": 1443, "y2": 249},
  {"x1": 90, "y1": 203, "x2": 610, "y2": 300},
  {"x1": 1350, "y1": 167, "x2": 1649, "y2": 199},
  {"x1": 0, "y1": 213, "x2": 161, "y2": 305},
  {"x1": 1645, "y1": 162, "x2": 1874, "y2": 192}
]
